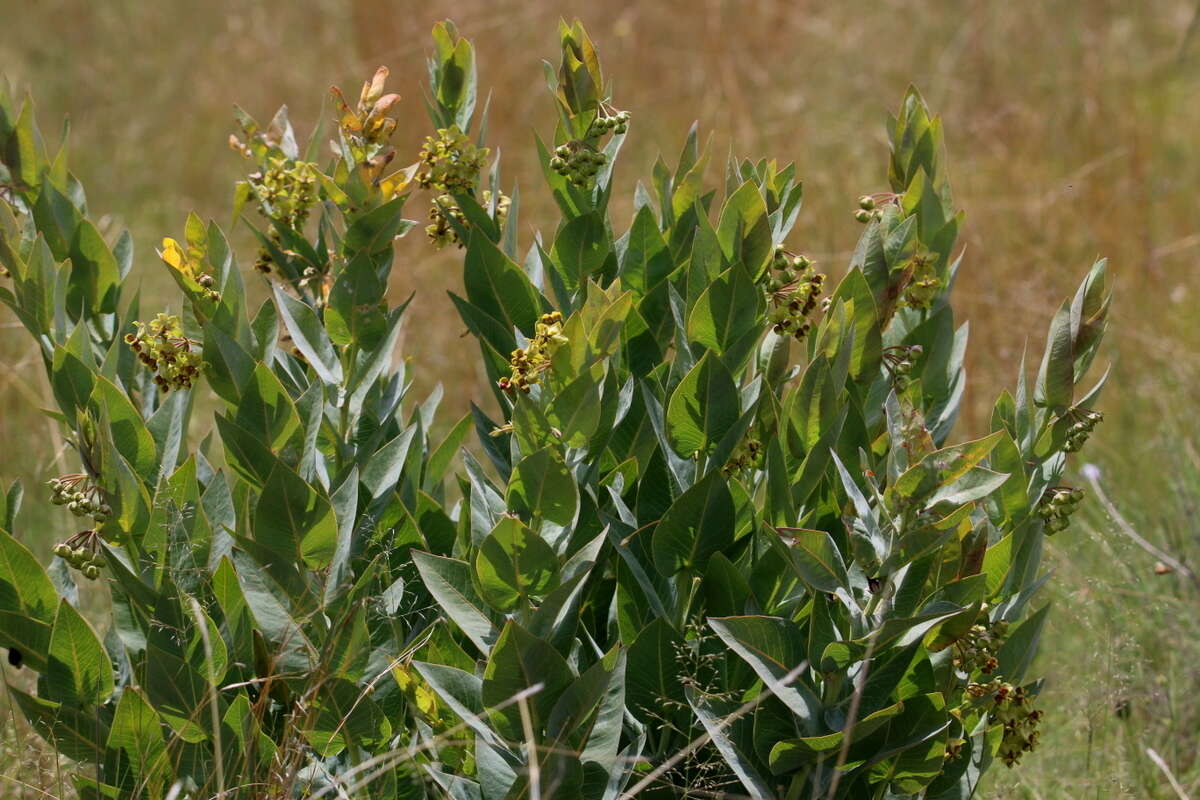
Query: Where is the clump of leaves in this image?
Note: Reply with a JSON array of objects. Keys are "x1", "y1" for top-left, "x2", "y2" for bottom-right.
[{"x1": 0, "y1": 17, "x2": 1110, "y2": 800}]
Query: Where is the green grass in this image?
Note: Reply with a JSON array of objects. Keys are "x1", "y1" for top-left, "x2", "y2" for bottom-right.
[{"x1": 3, "y1": 1, "x2": 1200, "y2": 796}]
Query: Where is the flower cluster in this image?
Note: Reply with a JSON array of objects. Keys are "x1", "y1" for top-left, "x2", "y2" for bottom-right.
[
  {"x1": 242, "y1": 155, "x2": 319, "y2": 231},
  {"x1": 52, "y1": 529, "x2": 104, "y2": 580},
  {"x1": 1038, "y1": 486, "x2": 1084, "y2": 534},
  {"x1": 1063, "y1": 407, "x2": 1103, "y2": 452},
  {"x1": 498, "y1": 312, "x2": 567, "y2": 394},
  {"x1": 48, "y1": 474, "x2": 111, "y2": 524},
  {"x1": 426, "y1": 190, "x2": 511, "y2": 249},
  {"x1": 125, "y1": 313, "x2": 204, "y2": 392},
  {"x1": 417, "y1": 127, "x2": 488, "y2": 194},
  {"x1": 764, "y1": 245, "x2": 824, "y2": 341},
  {"x1": 884, "y1": 344, "x2": 924, "y2": 391},
  {"x1": 952, "y1": 619, "x2": 1009, "y2": 676},
  {"x1": 967, "y1": 681, "x2": 1043, "y2": 767},
  {"x1": 902, "y1": 251, "x2": 941, "y2": 309},
  {"x1": 549, "y1": 109, "x2": 629, "y2": 187},
  {"x1": 722, "y1": 436, "x2": 763, "y2": 475}
]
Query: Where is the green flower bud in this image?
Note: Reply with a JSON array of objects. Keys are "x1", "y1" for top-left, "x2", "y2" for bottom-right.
[
  {"x1": 858, "y1": 195, "x2": 876, "y2": 210},
  {"x1": 854, "y1": 209, "x2": 872, "y2": 223}
]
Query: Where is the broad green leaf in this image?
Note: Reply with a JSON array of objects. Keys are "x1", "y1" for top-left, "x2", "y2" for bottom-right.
[
  {"x1": 546, "y1": 646, "x2": 622, "y2": 748},
  {"x1": 68, "y1": 219, "x2": 120, "y2": 315},
  {"x1": 709, "y1": 615, "x2": 820, "y2": 727},
  {"x1": 361, "y1": 426, "x2": 417, "y2": 499},
  {"x1": 981, "y1": 533, "x2": 1014, "y2": 598},
  {"x1": 863, "y1": 693, "x2": 951, "y2": 794},
  {"x1": 324, "y1": 251, "x2": 388, "y2": 348},
  {"x1": 0, "y1": 533, "x2": 58, "y2": 670},
  {"x1": 716, "y1": 180, "x2": 772, "y2": 278},
  {"x1": 552, "y1": 211, "x2": 610, "y2": 287},
  {"x1": 481, "y1": 620, "x2": 573, "y2": 740},
  {"x1": 273, "y1": 286, "x2": 343, "y2": 384},
  {"x1": 506, "y1": 446, "x2": 578, "y2": 540},
  {"x1": 625, "y1": 618, "x2": 684, "y2": 717},
  {"x1": 425, "y1": 412, "x2": 472, "y2": 493},
  {"x1": 413, "y1": 550, "x2": 498, "y2": 655},
  {"x1": 10, "y1": 688, "x2": 108, "y2": 764},
  {"x1": 465, "y1": 231, "x2": 541, "y2": 337},
  {"x1": 473, "y1": 517, "x2": 560, "y2": 612},
  {"x1": 234, "y1": 362, "x2": 301, "y2": 452},
  {"x1": 343, "y1": 195, "x2": 410, "y2": 253},
  {"x1": 687, "y1": 687, "x2": 774, "y2": 796},
  {"x1": 89, "y1": 376, "x2": 157, "y2": 484},
  {"x1": 1034, "y1": 300, "x2": 1073, "y2": 409},
  {"x1": 42, "y1": 599, "x2": 113, "y2": 707},
  {"x1": 783, "y1": 529, "x2": 849, "y2": 593},
  {"x1": 889, "y1": 432, "x2": 1003, "y2": 507},
  {"x1": 306, "y1": 678, "x2": 392, "y2": 757},
  {"x1": 651, "y1": 469, "x2": 735, "y2": 576},
  {"x1": 768, "y1": 701, "x2": 905, "y2": 774},
  {"x1": 828, "y1": 267, "x2": 882, "y2": 380},
  {"x1": 665, "y1": 353, "x2": 739, "y2": 457},
  {"x1": 106, "y1": 687, "x2": 168, "y2": 788},
  {"x1": 50, "y1": 322, "x2": 95, "y2": 422},
  {"x1": 546, "y1": 372, "x2": 602, "y2": 448},
  {"x1": 254, "y1": 461, "x2": 338, "y2": 569},
  {"x1": 996, "y1": 603, "x2": 1050, "y2": 683},
  {"x1": 686, "y1": 265, "x2": 762, "y2": 356},
  {"x1": 619, "y1": 204, "x2": 673, "y2": 293}
]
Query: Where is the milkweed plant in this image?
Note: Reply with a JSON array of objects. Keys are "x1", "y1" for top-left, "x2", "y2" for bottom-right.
[{"x1": 0, "y1": 19, "x2": 1110, "y2": 800}]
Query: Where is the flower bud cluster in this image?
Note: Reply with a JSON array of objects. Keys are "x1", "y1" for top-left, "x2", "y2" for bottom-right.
[
  {"x1": 953, "y1": 619, "x2": 1009, "y2": 676},
  {"x1": 550, "y1": 141, "x2": 608, "y2": 186},
  {"x1": 593, "y1": 110, "x2": 630, "y2": 136},
  {"x1": 549, "y1": 109, "x2": 629, "y2": 187},
  {"x1": 852, "y1": 193, "x2": 898, "y2": 224},
  {"x1": 52, "y1": 529, "x2": 104, "y2": 580},
  {"x1": 764, "y1": 245, "x2": 824, "y2": 341},
  {"x1": 125, "y1": 313, "x2": 204, "y2": 392},
  {"x1": 498, "y1": 312, "x2": 567, "y2": 394},
  {"x1": 722, "y1": 436, "x2": 763, "y2": 475},
  {"x1": 48, "y1": 474, "x2": 111, "y2": 525},
  {"x1": 332, "y1": 66, "x2": 402, "y2": 154},
  {"x1": 426, "y1": 190, "x2": 511, "y2": 250},
  {"x1": 1038, "y1": 486, "x2": 1084, "y2": 534},
  {"x1": 854, "y1": 194, "x2": 884, "y2": 224},
  {"x1": 883, "y1": 344, "x2": 924, "y2": 392},
  {"x1": 417, "y1": 128, "x2": 488, "y2": 195},
  {"x1": 1063, "y1": 408, "x2": 1103, "y2": 452}
]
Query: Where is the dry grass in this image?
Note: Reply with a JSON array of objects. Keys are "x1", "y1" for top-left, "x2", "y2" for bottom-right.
[{"x1": 3, "y1": 0, "x2": 1200, "y2": 796}]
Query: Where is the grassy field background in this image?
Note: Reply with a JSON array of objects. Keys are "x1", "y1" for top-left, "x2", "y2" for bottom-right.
[{"x1": 2, "y1": 0, "x2": 1200, "y2": 796}]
